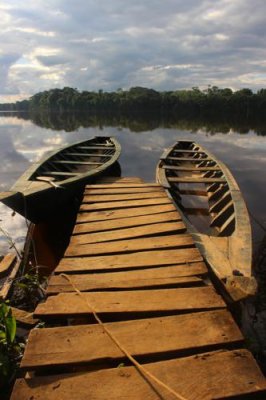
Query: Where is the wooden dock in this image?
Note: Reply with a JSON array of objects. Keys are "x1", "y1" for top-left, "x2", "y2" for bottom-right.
[{"x1": 11, "y1": 177, "x2": 266, "y2": 399}]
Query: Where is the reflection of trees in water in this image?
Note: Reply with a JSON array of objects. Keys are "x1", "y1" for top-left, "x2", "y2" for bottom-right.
[{"x1": 4, "y1": 110, "x2": 266, "y2": 134}]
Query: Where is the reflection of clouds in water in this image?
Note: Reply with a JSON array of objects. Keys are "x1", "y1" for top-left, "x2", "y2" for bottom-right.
[
  {"x1": 0, "y1": 116, "x2": 265, "y2": 250},
  {"x1": 0, "y1": 203, "x2": 27, "y2": 256},
  {"x1": 13, "y1": 131, "x2": 67, "y2": 162}
]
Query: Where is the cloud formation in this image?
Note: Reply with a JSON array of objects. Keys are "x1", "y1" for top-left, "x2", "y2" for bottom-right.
[{"x1": 1, "y1": 0, "x2": 266, "y2": 101}]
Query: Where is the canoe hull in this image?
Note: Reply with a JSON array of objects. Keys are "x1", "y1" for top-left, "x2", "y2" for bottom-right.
[
  {"x1": 156, "y1": 140, "x2": 255, "y2": 301},
  {"x1": 0, "y1": 137, "x2": 121, "y2": 222}
]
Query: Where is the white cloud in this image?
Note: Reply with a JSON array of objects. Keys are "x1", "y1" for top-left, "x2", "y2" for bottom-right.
[{"x1": 1, "y1": 0, "x2": 266, "y2": 102}]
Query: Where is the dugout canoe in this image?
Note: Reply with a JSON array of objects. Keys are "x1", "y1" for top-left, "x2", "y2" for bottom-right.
[
  {"x1": 0, "y1": 136, "x2": 121, "y2": 223},
  {"x1": 157, "y1": 140, "x2": 256, "y2": 301}
]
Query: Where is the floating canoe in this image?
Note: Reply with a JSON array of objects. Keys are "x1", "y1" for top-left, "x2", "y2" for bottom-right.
[
  {"x1": 0, "y1": 136, "x2": 121, "y2": 223},
  {"x1": 157, "y1": 140, "x2": 256, "y2": 301}
]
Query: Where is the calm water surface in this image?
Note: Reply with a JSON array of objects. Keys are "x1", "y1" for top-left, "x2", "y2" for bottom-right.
[{"x1": 0, "y1": 114, "x2": 266, "y2": 257}]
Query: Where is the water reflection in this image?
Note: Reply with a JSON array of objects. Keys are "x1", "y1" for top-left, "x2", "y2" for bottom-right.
[{"x1": 0, "y1": 112, "x2": 265, "y2": 256}]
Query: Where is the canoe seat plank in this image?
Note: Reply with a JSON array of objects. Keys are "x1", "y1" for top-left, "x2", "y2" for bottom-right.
[
  {"x1": 77, "y1": 145, "x2": 115, "y2": 150},
  {"x1": 162, "y1": 165, "x2": 220, "y2": 171},
  {"x1": 163, "y1": 156, "x2": 213, "y2": 162},
  {"x1": 53, "y1": 160, "x2": 102, "y2": 165},
  {"x1": 167, "y1": 177, "x2": 226, "y2": 184}
]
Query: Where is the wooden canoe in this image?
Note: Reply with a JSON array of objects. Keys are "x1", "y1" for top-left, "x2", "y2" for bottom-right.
[
  {"x1": 0, "y1": 136, "x2": 121, "y2": 223},
  {"x1": 157, "y1": 140, "x2": 256, "y2": 301}
]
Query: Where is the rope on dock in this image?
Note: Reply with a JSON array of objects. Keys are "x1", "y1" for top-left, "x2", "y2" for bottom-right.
[{"x1": 60, "y1": 273, "x2": 188, "y2": 400}]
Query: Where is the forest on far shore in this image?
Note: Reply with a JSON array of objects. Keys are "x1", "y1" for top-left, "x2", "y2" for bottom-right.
[{"x1": 1, "y1": 86, "x2": 266, "y2": 121}]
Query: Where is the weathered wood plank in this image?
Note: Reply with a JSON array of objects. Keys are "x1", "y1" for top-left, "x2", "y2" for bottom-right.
[
  {"x1": 66, "y1": 234, "x2": 193, "y2": 256},
  {"x1": 95, "y1": 176, "x2": 143, "y2": 183},
  {"x1": 82, "y1": 192, "x2": 165, "y2": 203},
  {"x1": 65, "y1": 152, "x2": 112, "y2": 157},
  {"x1": 70, "y1": 221, "x2": 186, "y2": 245},
  {"x1": 57, "y1": 247, "x2": 201, "y2": 273},
  {"x1": 168, "y1": 177, "x2": 226, "y2": 184},
  {"x1": 84, "y1": 187, "x2": 165, "y2": 194},
  {"x1": 34, "y1": 287, "x2": 225, "y2": 318},
  {"x1": 162, "y1": 165, "x2": 220, "y2": 171},
  {"x1": 43, "y1": 171, "x2": 78, "y2": 176},
  {"x1": 79, "y1": 198, "x2": 172, "y2": 212},
  {"x1": 0, "y1": 254, "x2": 16, "y2": 277},
  {"x1": 53, "y1": 160, "x2": 101, "y2": 165},
  {"x1": 77, "y1": 145, "x2": 114, "y2": 150},
  {"x1": 47, "y1": 270, "x2": 203, "y2": 294},
  {"x1": 165, "y1": 156, "x2": 213, "y2": 162},
  {"x1": 21, "y1": 310, "x2": 243, "y2": 370},
  {"x1": 12, "y1": 350, "x2": 266, "y2": 400},
  {"x1": 85, "y1": 183, "x2": 161, "y2": 188},
  {"x1": 73, "y1": 212, "x2": 181, "y2": 235},
  {"x1": 76, "y1": 204, "x2": 176, "y2": 223}
]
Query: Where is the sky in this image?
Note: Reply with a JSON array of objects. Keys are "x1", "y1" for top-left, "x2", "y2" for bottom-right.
[{"x1": 1, "y1": 0, "x2": 266, "y2": 102}]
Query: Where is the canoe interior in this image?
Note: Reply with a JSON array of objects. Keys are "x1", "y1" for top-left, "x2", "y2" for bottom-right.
[
  {"x1": 19, "y1": 136, "x2": 120, "y2": 185},
  {"x1": 0, "y1": 136, "x2": 121, "y2": 222},
  {"x1": 158, "y1": 140, "x2": 239, "y2": 237},
  {"x1": 157, "y1": 140, "x2": 253, "y2": 288}
]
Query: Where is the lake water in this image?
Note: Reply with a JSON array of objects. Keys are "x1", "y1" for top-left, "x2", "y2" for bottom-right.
[{"x1": 0, "y1": 113, "x2": 266, "y2": 257}]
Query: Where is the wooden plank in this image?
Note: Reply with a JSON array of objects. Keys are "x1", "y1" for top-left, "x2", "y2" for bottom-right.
[
  {"x1": 65, "y1": 152, "x2": 112, "y2": 157},
  {"x1": 0, "y1": 258, "x2": 21, "y2": 300},
  {"x1": 53, "y1": 160, "x2": 101, "y2": 165},
  {"x1": 56, "y1": 248, "x2": 202, "y2": 273},
  {"x1": 73, "y1": 212, "x2": 182, "y2": 235},
  {"x1": 77, "y1": 145, "x2": 114, "y2": 150},
  {"x1": 66, "y1": 234, "x2": 193, "y2": 256},
  {"x1": 162, "y1": 165, "x2": 220, "y2": 171},
  {"x1": 84, "y1": 187, "x2": 165, "y2": 194},
  {"x1": 21, "y1": 310, "x2": 243, "y2": 370},
  {"x1": 43, "y1": 171, "x2": 78, "y2": 176},
  {"x1": 96, "y1": 176, "x2": 144, "y2": 183},
  {"x1": 47, "y1": 267, "x2": 204, "y2": 294},
  {"x1": 69, "y1": 221, "x2": 186, "y2": 246},
  {"x1": 0, "y1": 254, "x2": 16, "y2": 277},
  {"x1": 85, "y1": 183, "x2": 161, "y2": 188},
  {"x1": 11, "y1": 350, "x2": 266, "y2": 400},
  {"x1": 165, "y1": 156, "x2": 213, "y2": 162},
  {"x1": 171, "y1": 150, "x2": 207, "y2": 154},
  {"x1": 79, "y1": 198, "x2": 172, "y2": 212},
  {"x1": 76, "y1": 204, "x2": 176, "y2": 223},
  {"x1": 168, "y1": 177, "x2": 226, "y2": 184},
  {"x1": 82, "y1": 192, "x2": 166, "y2": 203},
  {"x1": 34, "y1": 287, "x2": 225, "y2": 318}
]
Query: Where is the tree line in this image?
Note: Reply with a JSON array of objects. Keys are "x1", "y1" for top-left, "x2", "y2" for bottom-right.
[{"x1": 1, "y1": 86, "x2": 266, "y2": 121}]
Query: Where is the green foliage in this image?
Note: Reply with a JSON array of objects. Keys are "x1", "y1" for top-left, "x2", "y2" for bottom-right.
[
  {"x1": 14, "y1": 270, "x2": 46, "y2": 310},
  {"x1": 0, "y1": 302, "x2": 23, "y2": 387},
  {"x1": 1, "y1": 85, "x2": 266, "y2": 125}
]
